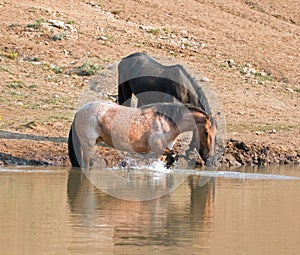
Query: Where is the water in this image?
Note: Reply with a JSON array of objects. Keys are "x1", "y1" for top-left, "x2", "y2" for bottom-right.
[{"x1": 1, "y1": 165, "x2": 300, "y2": 255}]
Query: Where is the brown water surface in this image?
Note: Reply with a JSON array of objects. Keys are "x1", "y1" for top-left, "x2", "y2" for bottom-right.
[{"x1": 0, "y1": 165, "x2": 299, "y2": 255}]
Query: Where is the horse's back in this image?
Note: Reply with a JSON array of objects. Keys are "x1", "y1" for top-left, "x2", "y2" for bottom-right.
[
  {"x1": 75, "y1": 101, "x2": 114, "y2": 135},
  {"x1": 119, "y1": 52, "x2": 191, "y2": 83},
  {"x1": 118, "y1": 52, "x2": 167, "y2": 84}
]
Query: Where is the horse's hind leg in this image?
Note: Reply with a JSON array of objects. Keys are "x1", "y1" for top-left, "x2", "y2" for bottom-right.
[
  {"x1": 118, "y1": 82, "x2": 132, "y2": 106},
  {"x1": 81, "y1": 141, "x2": 94, "y2": 170}
]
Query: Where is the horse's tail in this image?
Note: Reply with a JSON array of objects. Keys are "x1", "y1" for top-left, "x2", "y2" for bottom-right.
[{"x1": 68, "y1": 120, "x2": 81, "y2": 167}]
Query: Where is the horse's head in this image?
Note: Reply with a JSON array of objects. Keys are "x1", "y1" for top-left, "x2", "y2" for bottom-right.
[
  {"x1": 186, "y1": 106, "x2": 218, "y2": 164},
  {"x1": 196, "y1": 115, "x2": 218, "y2": 163}
]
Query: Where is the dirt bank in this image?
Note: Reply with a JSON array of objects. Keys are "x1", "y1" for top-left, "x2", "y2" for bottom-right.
[{"x1": 0, "y1": 0, "x2": 299, "y2": 167}]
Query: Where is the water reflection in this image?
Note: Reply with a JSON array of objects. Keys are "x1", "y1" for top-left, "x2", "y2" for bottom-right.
[{"x1": 67, "y1": 168, "x2": 215, "y2": 250}]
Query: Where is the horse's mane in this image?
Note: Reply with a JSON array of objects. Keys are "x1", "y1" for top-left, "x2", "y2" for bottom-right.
[
  {"x1": 185, "y1": 104, "x2": 218, "y2": 130},
  {"x1": 184, "y1": 104, "x2": 209, "y2": 116},
  {"x1": 141, "y1": 103, "x2": 209, "y2": 128},
  {"x1": 141, "y1": 103, "x2": 183, "y2": 125},
  {"x1": 176, "y1": 65, "x2": 211, "y2": 115}
]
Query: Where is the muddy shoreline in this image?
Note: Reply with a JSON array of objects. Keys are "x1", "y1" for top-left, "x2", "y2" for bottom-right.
[{"x1": 0, "y1": 136, "x2": 299, "y2": 167}]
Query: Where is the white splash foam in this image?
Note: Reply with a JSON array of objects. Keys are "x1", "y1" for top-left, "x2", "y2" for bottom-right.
[{"x1": 149, "y1": 161, "x2": 172, "y2": 173}]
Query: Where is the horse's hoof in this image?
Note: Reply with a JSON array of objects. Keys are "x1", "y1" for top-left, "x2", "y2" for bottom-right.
[{"x1": 121, "y1": 161, "x2": 127, "y2": 167}]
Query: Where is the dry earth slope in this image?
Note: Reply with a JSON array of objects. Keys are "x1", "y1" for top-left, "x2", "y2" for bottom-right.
[{"x1": 0, "y1": 0, "x2": 299, "y2": 166}]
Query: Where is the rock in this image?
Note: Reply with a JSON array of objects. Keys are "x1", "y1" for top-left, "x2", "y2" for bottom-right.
[
  {"x1": 280, "y1": 77, "x2": 289, "y2": 84},
  {"x1": 255, "y1": 131, "x2": 264, "y2": 136},
  {"x1": 226, "y1": 59, "x2": 235, "y2": 68},
  {"x1": 139, "y1": 25, "x2": 152, "y2": 32},
  {"x1": 99, "y1": 35, "x2": 108, "y2": 41},
  {"x1": 268, "y1": 129, "x2": 277, "y2": 134},
  {"x1": 48, "y1": 20, "x2": 65, "y2": 29},
  {"x1": 285, "y1": 87, "x2": 294, "y2": 93},
  {"x1": 234, "y1": 141, "x2": 249, "y2": 151},
  {"x1": 224, "y1": 154, "x2": 242, "y2": 167}
]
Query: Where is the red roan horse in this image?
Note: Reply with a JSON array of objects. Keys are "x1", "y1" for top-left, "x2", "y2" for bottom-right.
[
  {"x1": 117, "y1": 52, "x2": 216, "y2": 163},
  {"x1": 68, "y1": 100, "x2": 217, "y2": 169}
]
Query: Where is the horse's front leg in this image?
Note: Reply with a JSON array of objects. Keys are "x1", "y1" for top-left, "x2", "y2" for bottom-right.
[
  {"x1": 149, "y1": 134, "x2": 178, "y2": 168},
  {"x1": 162, "y1": 148, "x2": 178, "y2": 169}
]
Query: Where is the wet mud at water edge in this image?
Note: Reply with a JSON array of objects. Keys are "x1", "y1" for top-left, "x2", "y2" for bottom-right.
[{"x1": 0, "y1": 130, "x2": 299, "y2": 168}]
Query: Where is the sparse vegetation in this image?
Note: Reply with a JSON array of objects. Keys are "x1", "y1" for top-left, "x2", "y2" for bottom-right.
[
  {"x1": 29, "y1": 84, "x2": 39, "y2": 89},
  {"x1": 7, "y1": 81, "x2": 25, "y2": 89},
  {"x1": 0, "y1": 51, "x2": 18, "y2": 60},
  {"x1": 147, "y1": 28, "x2": 160, "y2": 35},
  {"x1": 52, "y1": 66, "x2": 63, "y2": 74},
  {"x1": 75, "y1": 63, "x2": 102, "y2": 76},
  {"x1": 26, "y1": 18, "x2": 44, "y2": 30},
  {"x1": 67, "y1": 20, "x2": 75, "y2": 24},
  {"x1": 8, "y1": 23, "x2": 20, "y2": 28},
  {"x1": 51, "y1": 32, "x2": 67, "y2": 41},
  {"x1": 254, "y1": 71, "x2": 272, "y2": 81}
]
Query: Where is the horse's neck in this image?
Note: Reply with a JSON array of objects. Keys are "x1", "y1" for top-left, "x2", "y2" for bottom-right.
[
  {"x1": 180, "y1": 111, "x2": 207, "y2": 131},
  {"x1": 192, "y1": 111, "x2": 208, "y2": 123}
]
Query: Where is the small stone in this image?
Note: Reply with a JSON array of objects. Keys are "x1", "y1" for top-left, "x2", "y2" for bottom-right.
[
  {"x1": 226, "y1": 59, "x2": 235, "y2": 67},
  {"x1": 260, "y1": 71, "x2": 267, "y2": 77},
  {"x1": 226, "y1": 154, "x2": 242, "y2": 167},
  {"x1": 139, "y1": 25, "x2": 152, "y2": 31},
  {"x1": 248, "y1": 68, "x2": 257, "y2": 75},
  {"x1": 285, "y1": 87, "x2": 294, "y2": 93},
  {"x1": 255, "y1": 131, "x2": 264, "y2": 136},
  {"x1": 280, "y1": 77, "x2": 289, "y2": 84},
  {"x1": 99, "y1": 35, "x2": 108, "y2": 41},
  {"x1": 201, "y1": 76, "x2": 210, "y2": 82},
  {"x1": 48, "y1": 20, "x2": 65, "y2": 29}
]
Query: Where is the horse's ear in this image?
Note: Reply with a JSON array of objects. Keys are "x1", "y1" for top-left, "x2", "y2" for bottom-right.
[
  {"x1": 205, "y1": 116, "x2": 211, "y2": 130},
  {"x1": 214, "y1": 112, "x2": 221, "y2": 122}
]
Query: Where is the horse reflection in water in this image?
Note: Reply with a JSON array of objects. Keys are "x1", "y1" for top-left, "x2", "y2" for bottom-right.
[
  {"x1": 68, "y1": 100, "x2": 217, "y2": 169},
  {"x1": 67, "y1": 169, "x2": 216, "y2": 247}
]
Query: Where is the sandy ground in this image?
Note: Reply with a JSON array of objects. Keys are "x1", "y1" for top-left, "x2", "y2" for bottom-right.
[{"x1": 0, "y1": 0, "x2": 299, "y2": 166}]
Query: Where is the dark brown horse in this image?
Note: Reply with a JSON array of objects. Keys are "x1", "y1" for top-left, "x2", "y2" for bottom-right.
[
  {"x1": 118, "y1": 52, "x2": 207, "y2": 109},
  {"x1": 68, "y1": 100, "x2": 217, "y2": 169}
]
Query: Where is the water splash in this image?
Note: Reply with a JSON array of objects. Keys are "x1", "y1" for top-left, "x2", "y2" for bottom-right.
[{"x1": 170, "y1": 169, "x2": 300, "y2": 180}]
